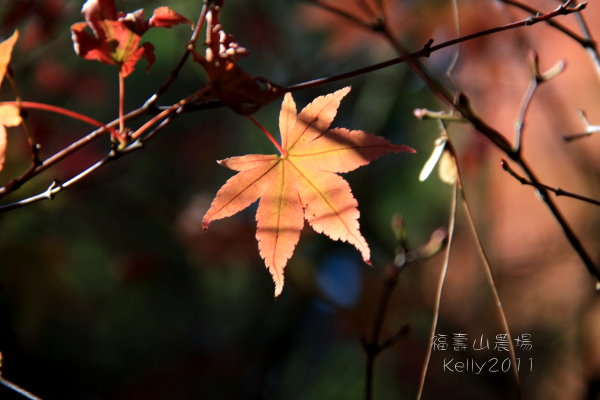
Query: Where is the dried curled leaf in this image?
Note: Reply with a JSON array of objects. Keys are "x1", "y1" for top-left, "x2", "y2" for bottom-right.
[
  {"x1": 192, "y1": 1, "x2": 283, "y2": 114},
  {"x1": 203, "y1": 87, "x2": 415, "y2": 296},
  {"x1": 438, "y1": 149, "x2": 457, "y2": 185}
]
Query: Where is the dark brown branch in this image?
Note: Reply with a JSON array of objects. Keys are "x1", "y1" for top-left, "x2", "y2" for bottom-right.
[
  {"x1": 0, "y1": 1, "x2": 592, "y2": 216},
  {"x1": 501, "y1": 159, "x2": 600, "y2": 206},
  {"x1": 0, "y1": 99, "x2": 189, "y2": 212},
  {"x1": 289, "y1": 1, "x2": 586, "y2": 93},
  {"x1": 364, "y1": 3, "x2": 600, "y2": 283},
  {"x1": 0, "y1": 105, "x2": 149, "y2": 199},
  {"x1": 501, "y1": 0, "x2": 600, "y2": 79},
  {"x1": 499, "y1": 0, "x2": 591, "y2": 45},
  {"x1": 362, "y1": 225, "x2": 447, "y2": 400}
]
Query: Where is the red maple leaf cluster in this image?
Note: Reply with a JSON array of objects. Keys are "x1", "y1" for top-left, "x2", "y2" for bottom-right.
[{"x1": 70, "y1": 0, "x2": 192, "y2": 78}]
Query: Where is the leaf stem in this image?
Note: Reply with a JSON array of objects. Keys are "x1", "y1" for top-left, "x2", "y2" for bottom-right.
[
  {"x1": 118, "y1": 71, "x2": 125, "y2": 138},
  {"x1": 246, "y1": 115, "x2": 286, "y2": 156},
  {"x1": 130, "y1": 102, "x2": 182, "y2": 141},
  {"x1": 0, "y1": 101, "x2": 119, "y2": 139},
  {"x1": 0, "y1": 104, "x2": 148, "y2": 199}
]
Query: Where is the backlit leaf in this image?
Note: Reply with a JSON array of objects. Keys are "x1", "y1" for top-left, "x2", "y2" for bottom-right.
[
  {"x1": 203, "y1": 87, "x2": 414, "y2": 296},
  {"x1": 71, "y1": 0, "x2": 190, "y2": 77},
  {"x1": 0, "y1": 31, "x2": 21, "y2": 172}
]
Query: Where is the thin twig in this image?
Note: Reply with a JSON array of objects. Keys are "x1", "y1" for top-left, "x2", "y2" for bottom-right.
[
  {"x1": 416, "y1": 183, "x2": 458, "y2": 400},
  {"x1": 563, "y1": 130, "x2": 600, "y2": 141},
  {"x1": 449, "y1": 141, "x2": 522, "y2": 393},
  {"x1": 498, "y1": 0, "x2": 590, "y2": 45},
  {"x1": 307, "y1": 0, "x2": 373, "y2": 30},
  {"x1": 0, "y1": 105, "x2": 147, "y2": 199},
  {"x1": 0, "y1": 97, "x2": 191, "y2": 212},
  {"x1": 0, "y1": 376, "x2": 42, "y2": 400},
  {"x1": 0, "y1": 0, "x2": 592, "y2": 218},
  {"x1": 515, "y1": 51, "x2": 566, "y2": 153},
  {"x1": 571, "y1": 0, "x2": 600, "y2": 80},
  {"x1": 518, "y1": 157, "x2": 599, "y2": 281},
  {"x1": 363, "y1": 269, "x2": 403, "y2": 400},
  {"x1": 501, "y1": 0, "x2": 600, "y2": 80},
  {"x1": 501, "y1": 159, "x2": 600, "y2": 206},
  {"x1": 414, "y1": 108, "x2": 465, "y2": 122},
  {"x1": 5, "y1": 71, "x2": 40, "y2": 165},
  {"x1": 362, "y1": 225, "x2": 446, "y2": 400},
  {"x1": 514, "y1": 73, "x2": 537, "y2": 154},
  {"x1": 445, "y1": 0, "x2": 461, "y2": 87},
  {"x1": 365, "y1": 3, "x2": 600, "y2": 283},
  {"x1": 0, "y1": 101, "x2": 119, "y2": 139},
  {"x1": 0, "y1": 1, "x2": 582, "y2": 200},
  {"x1": 0, "y1": 108, "x2": 188, "y2": 211},
  {"x1": 146, "y1": 1, "x2": 209, "y2": 107},
  {"x1": 289, "y1": 2, "x2": 585, "y2": 93},
  {"x1": 562, "y1": 110, "x2": 600, "y2": 141}
]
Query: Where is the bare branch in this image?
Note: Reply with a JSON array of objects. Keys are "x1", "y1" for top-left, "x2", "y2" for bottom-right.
[
  {"x1": 416, "y1": 182, "x2": 458, "y2": 400},
  {"x1": 501, "y1": 159, "x2": 600, "y2": 206}
]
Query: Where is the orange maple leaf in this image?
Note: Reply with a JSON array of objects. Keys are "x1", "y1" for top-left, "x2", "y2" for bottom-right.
[
  {"x1": 0, "y1": 31, "x2": 22, "y2": 172},
  {"x1": 202, "y1": 87, "x2": 415, "y2": 296}
]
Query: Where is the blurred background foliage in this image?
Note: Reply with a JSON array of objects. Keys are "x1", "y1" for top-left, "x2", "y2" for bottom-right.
[{"x1": 0, "y1": 0, "x2": 599, "y2": 399}]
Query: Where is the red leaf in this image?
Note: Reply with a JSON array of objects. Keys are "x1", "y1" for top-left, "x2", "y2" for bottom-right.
[
  {"x1": 70, "y1": 21, "x2": 115, "y2": 65},
  {"x1": 81, "y1": 0, "x2": 117, "y2": 37},
  {"x1": 149, "y1": 7, "x2": 192, "y2": 29},
  {"x1": 72, "y1": 1, "x2": 189, "y2": 77},
  {"x1": 203, "y1": 87, "x2": 415, "y2": 296}
]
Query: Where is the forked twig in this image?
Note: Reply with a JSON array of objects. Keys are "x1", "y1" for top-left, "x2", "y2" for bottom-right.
[
  {"x1": 370, "y1": 2, "x2": 600, "y2": 284},
  {"x1": 502, "y1": 159, "x2": 600, "y2": 206},
  {"x1": 514, "y1": 52, "x2": 565, "y2": 153},
  {"x1": 0, "y1": 1, "x2": 589, "y2": 213},
  {"x1": 362, "y1": 221, "x2": 446, "y2": 400}
]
